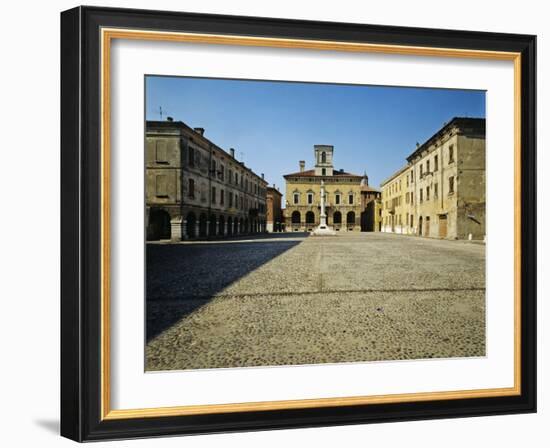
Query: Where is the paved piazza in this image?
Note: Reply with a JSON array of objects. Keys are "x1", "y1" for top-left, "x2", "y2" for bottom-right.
[{"x1": 146, "y1": 233, "x2": 486, "y2": 371}]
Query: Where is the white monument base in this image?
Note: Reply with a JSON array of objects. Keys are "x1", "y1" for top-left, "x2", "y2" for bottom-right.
[
  {"x1": 311, "y1": 224, "x2": 336, "y2": 236},
  {"x1": 312, "y1": 180, "x2": 337, "y2": 236}
]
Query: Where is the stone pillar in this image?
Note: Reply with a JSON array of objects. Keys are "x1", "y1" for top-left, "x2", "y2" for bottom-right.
[{"x1": 170, "y1": 216, "x2": 183, "y2": 242}]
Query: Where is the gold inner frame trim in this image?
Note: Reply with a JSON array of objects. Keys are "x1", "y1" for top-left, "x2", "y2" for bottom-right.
[{"x1": 100, "y1": 27, "x2": 522, "y2": 420}]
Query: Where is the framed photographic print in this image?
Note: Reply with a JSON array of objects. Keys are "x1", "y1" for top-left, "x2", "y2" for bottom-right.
[{"x1": 60, "y1": 6, "x2": 536, "y2": 442}]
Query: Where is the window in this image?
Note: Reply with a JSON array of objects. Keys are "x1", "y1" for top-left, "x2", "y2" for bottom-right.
[
  {"x1": 228, "y1": 169, "x2": 232, "y2": 184},
  {"x1": 434, "y1": 183, "x2": 438, "y2": 199},
  {"x1": 307, "y1": 193, "x2": 313, "y2": 204},
  {"x1": 322, "y1": 168, "x2": 326, "y2": 176},
  {"x1": 211, "y1": 160, "x2": 216, "y2": 174},
  {"x1": 188, "y1": 146, "x2": 195, "y2": 167},
  {"x1": 420, "y1": 188, "x2": 423, "y2": 202},
  {"x1": 434, "y1": 154, "x2": 439, "y2": 171},
  {"x1": 293, "y1": 193, "x2": 299, "y2": 205},
  {"x1": 426, "y1": 160, "x2": 430, "y2": 173},
  {"x1": 321, "y1": 151, "x2": 326, "y2": 163},
  {"x1": 411, "y1": 192, "x2": 414, "y2": 205},
  {"x1": 335, "y1": 194, "x2": 341, "y2": 205},
  {"x1": 155, "y1": 174, "x2": 168, "y2": 198},
  {"x1": 449, "y1": 144, "x2": 455, "y2": 163},
  {"x1": 229, "y1": 191, "x2": 233, "y2": 207},
  {"x1": 211, "y1": 186, "x2": 216, "y2": 203},
  {"x1": 155, "y1": 140, "x2": 168, "y2": 163},
  {"x1": 220, "y1": 165, "x2": 225, "y2": 181},
  {"x1": 188, "y1": 178, "x2": 195, "y2": 198},
  {"x1": 426, "y1": 186, "x2": 430, "y2": 201},
  {"x1": 410, "y1": 170, "x2": 414, "y2": 183},
  {"x1": 420, "y1": 164, "x2": 423, "y2": 177},
  {"x1": 449, "y1": 176, "x2": 455, "y2": 194},
  {"x1": 348, "y1": 194, "x2": 354, "y2": 205},
  {"x1": 220, "y1": 189, "x2": 225, "y2": 205},
  {"x1": 235, "y1": 172, "x2": 238, "y2": 185}
]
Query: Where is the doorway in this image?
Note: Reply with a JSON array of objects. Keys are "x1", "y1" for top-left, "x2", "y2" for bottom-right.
[{"x1": 439, "y1": 214, "x2": 448, "y2": 238}]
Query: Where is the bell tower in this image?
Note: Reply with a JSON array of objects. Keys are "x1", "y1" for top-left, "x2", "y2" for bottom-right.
[{"x1": 314, "y1": 144, "x2": 334, "y2": 176}]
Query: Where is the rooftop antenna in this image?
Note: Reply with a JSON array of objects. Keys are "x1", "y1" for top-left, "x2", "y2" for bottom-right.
[{"x1": 159, "y1": 106, "x2": 164, "y2": 120}]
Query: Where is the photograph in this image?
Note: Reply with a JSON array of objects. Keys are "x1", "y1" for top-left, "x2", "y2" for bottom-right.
[{"x1": 144, "y1": 76, "x2": 487, "y2": 371}]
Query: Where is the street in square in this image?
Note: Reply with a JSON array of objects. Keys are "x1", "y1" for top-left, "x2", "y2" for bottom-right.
[{"x1": 146, "y1": 232, "x2": 485, "y2": 371}]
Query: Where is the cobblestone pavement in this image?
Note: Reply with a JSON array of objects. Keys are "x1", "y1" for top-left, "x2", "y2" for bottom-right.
[{"x1": 146, "y1": 233, "x2": 485, "y2": 370}]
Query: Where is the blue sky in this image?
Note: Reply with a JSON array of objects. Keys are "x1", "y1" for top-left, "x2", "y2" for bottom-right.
[{"x1": 146, "y1": 76, "x2": 485, "y2": 198}]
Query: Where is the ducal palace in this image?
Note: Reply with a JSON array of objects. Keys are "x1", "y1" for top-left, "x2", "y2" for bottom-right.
[{"x1": 283, "y1": 145, "x2": 381, "y2": 232}]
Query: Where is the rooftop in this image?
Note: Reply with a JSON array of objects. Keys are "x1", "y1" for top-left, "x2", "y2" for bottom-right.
[
  {"x1": 406, "y1": 117, "x2": 485, "y2": 163},
  {"x1": 146, "y1": 119, "x2": 268, "y2": 184},
  {"x1": 283, "y1": 169, "x2": 362, "y2": 179}
]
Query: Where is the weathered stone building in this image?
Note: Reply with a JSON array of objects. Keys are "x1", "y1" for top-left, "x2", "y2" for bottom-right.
[
  {"x1": 380, "y1": 117, "x2": 485, "y2": 240},
  {"x1": 283, "y1": 145, "x2": 381, "y2": 232},
  {"x1": 146, "y1": 119, "x2": 268, "y2": 241},
  {"x1": 266, "y1": 186, "x2": 283, "y2": 232}
]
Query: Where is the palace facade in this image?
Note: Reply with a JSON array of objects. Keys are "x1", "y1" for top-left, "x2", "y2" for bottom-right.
[
  {"x1": 146, "y1": 119, "x2": 268, "y2": 241},
  {"x1": 380, "y1": 117, "x2": 486, "y2": 240},
  {"x1": 283, "y1": 145, "x2": 381, "y2": 232}
]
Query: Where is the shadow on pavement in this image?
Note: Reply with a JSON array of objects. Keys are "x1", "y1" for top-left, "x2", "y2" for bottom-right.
[{"x1": 146, "y1": 233, "x2": 307, "y2": 341}]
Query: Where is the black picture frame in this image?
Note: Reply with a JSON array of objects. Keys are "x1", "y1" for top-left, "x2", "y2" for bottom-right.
[{"x1": 61, "y1": 5, "x2": 536, "y2": 442}]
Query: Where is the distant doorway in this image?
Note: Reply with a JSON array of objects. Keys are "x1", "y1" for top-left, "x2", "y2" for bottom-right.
[
  {"x1": 425, "y1": 216, "x2": 431, "y2": 237},
  {"x1": 418, "y1": 216, "x2": 423, "y2": 236},
  {"x1": 439, "y1": 214, "x2": 448, "y2": 238}
]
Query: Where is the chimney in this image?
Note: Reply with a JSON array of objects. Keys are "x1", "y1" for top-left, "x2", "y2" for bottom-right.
[
  {"x1": 230, "y1": 148, "x2": 235, "y2": 158},
  {"x1": 261, "y1": 173, "x2": 264, "y2": 180},
  {"x1": 194, "y1": 127, "x2": 205, "y2": 136},
  {"x1": 299, "y1": 160, "x2": 305, "y2": 172},
  {"x1": 167, "y1": 116, "x2": 174, "y2": 122}
]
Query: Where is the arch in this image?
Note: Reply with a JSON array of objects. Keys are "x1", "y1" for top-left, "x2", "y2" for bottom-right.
[
  {"x1": 305, "y1": 211, "x2": 315, "y2": 224},
  {"x1": 208, "y1": 214, "x2": 217, "y2": 237},
  {"x1": 321, "y1": 151, "x2": 326, "y2": 163},
  {"x1": 227, "y1": 216, "x2": 233, "y2": 236},
  {"x1": 186, "y1": 211, "x2": 197, "y2": 238},
  {"x1": 333, "y1": 211, "x2": 342, "y2": 224},
  {"x1": 347, "y1": 211, "x2": 356, "y2": 226},
  {"x1": 291, "y1": 211, "x2": 301, "y2": 224},
  {"x1": 147, "y1": 208, "x2": 171, "y2": 240},
  {"x1": 199, "y1": 213, "x2": 207, "y2": 238},
  {"x1": 218, "y1": 215, "x2": 225, "y2": 236}
]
